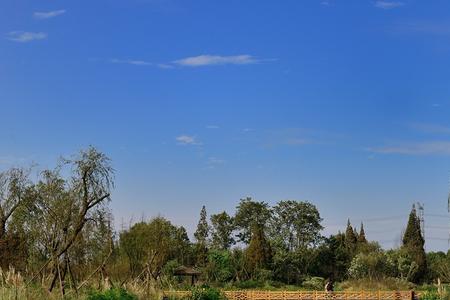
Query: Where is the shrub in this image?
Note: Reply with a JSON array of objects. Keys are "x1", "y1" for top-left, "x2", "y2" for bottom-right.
[
  {"x1": 302, "y1": 277, "x2": 325, "y2": 290},
  {"x1": 188, "y1": 286, "x2": 226, "y2": 300},
  {"x1": 420, "y1": 291, "x2": 440, "y2": 300},
  {"x1": 87, "y1": 288, "x2": 138, "y2": 300},
  {"x1": 234, "y1": 280, "x2": 263, "y2": 289}
]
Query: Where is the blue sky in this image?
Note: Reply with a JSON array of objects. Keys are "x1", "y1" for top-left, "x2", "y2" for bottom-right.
[{"x1": 2, "y1": 0, "x2": 450, "y2": 251}]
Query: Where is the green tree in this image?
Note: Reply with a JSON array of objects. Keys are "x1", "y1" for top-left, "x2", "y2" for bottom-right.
[
  {"x1": 402, "y1": 205, "x2": 427, "y2": 283},
  {"x1": 345, "y1": 219, "x2": 357, "y2": 252},
  {"x1": 194, "y1": 205, "x2": 209, "y2": 266},
  {"x1": 245, "y1": 224, "x2": 272, "y2": 275},
  {"x1": 194, "y1": 205, "x2": 209, "y2": 244},
  {"x1": 120, "y1": 217, "x2": 189, "y2": 280},
  {"x1": 271, "y1": 200, "x2": 323, "y2": 251},
  {"x1": 234, "y1": 197, "x2": 272, "y2": 244},
  {"x1": 357, "y1": 222, "x2": 367, "y2": 244},
  {"x1": 205, "y1": 249, "x2": 234, "y2": 282},
  {"x1": 348, "y1": 251, "x2": 393, "y2": 280},
  {"x1": 210, "y1": 211, "x2": 235, "y2": 250}
]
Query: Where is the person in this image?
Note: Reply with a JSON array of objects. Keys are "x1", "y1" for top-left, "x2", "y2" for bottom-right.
[{"x1": 325, "y1": 278, "x2": 334, "y2": 292}]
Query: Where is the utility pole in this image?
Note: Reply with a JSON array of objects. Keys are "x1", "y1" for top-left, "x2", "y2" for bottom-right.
[
  {"x1": 416, "y1": 202, "x2": 425, "y2": 249},
  {"x1": 448, "y1": 178, "x2": 450, "y2": 246}
]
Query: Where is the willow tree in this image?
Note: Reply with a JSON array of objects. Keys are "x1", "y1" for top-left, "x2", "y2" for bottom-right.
[
  {"x1": 27, "y1": 147, "x2": 114, "y2": 294},
  {"x1": 0, "y1": 167, "x2": 31, "y2": 239}
]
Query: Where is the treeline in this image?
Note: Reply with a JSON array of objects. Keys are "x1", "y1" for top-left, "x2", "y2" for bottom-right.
[{"x1": 0, "y1": 147, "x2": 447, "y2": 296}]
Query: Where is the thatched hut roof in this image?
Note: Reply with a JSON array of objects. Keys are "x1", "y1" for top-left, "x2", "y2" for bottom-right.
[{"x1": 173, "y1": 266, "x2": 201, "y2": 276}]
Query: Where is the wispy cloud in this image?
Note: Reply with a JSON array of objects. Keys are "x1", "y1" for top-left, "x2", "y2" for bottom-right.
[
  {"x1": 410, "y1": 123, "x2": 450, "y2": 135},
  {"x1": 206, "y1": 157, "x2": 225, "y2": 169},
  {"x1": 7, "y1": 31, "x2": 47, "y2": 42},
  {"x1": 393, "y1": 21, "x2": 450, "y2": 36},
  {"x1": 206, "y1": 125, "x2": 219, "y2": 129},
  {"x1": 176, "y1": 135, "x2": 201, "y2": 145},
  {"x1": 374, "y1": 1, "x2": 404, "y2": 9},
  {"x1": 33, "y1": 9, "x2": 66, "y2": 19},
  {"x1": 109, "y1": 54, "x2": 272, "y2": 69},
  {"x1": 111, "y1": 59, "x2": 153, "y2": 66},
  {"x1": 263, "y1": 128, "x2": 330, "y2": 148},
  {"x1": 369, "y1": 141, "x2": 450, "y2": 155},
  {"x1": 173, "y1": 54, "x2": 263, "y2": 67},
  {"x1": 110, "y1": 59, "x2": 176, "y2": 69}
]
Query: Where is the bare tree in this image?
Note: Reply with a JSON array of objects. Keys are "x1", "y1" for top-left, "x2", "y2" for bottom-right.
[{"x1": 0, "y1": 167, "x2": 30, "y2": 239}]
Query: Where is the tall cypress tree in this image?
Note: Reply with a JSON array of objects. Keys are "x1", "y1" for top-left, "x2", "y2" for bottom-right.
[
  {"x1": 194, "y1": 206, "x2": 209, "y2": 266},
  {"x1": 245, "y1": 223, "x2": 272, "y2": 274},
  {"x1": 358, "y1": 222, "x2": 367, "y2": 244},
  {"x1": 345, "y1": 219, "x2": 357, "y2": 250},
  {"x1": 194, "y1": 205, "x2": 209, "y2": 244},
  {"x1": 402, "y1": 205, "x2": 427, "y2": 283}
]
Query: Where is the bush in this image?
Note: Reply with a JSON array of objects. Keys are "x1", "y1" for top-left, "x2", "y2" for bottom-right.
[
  {"x1": 420, "y1": 291, "x2": 440, "y2": 300},
  {"x1": 87, "y1": 288, "x2": 138, "y2": 300},
  {"x1": 234, "y1": 280, "x2": 263, "y2": 289},
  {"x1": 302, "y1": 277, "x2": 325, "y2": 290},
  {"x1": 188, "y1": 286, "x2": 226, "y2": 300}
]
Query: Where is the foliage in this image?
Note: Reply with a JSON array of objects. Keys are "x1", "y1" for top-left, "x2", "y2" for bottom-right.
[
  {"x1": 234, "y1": 197, "x2": 271, "y2": 244},
  {"x1": 205, "y1": 250, "x2": 234, "y2": 282},
  {"x1": 210, "y1": 211, "x2": 235, "y2": 250},
  {"x1": 188, "y1": 286, "x2": 226, "y2": 300},
  {"x1": 402, "y1": 205, "x2": 427, "y2": 283},
  {"x1": 348, "y1": 251, "x2": 394, "y2": 280},
  {"x1": 302, "y1": 277, "x2": 325, "y2": 290},
  {"x1": 345, "y1": 220, "x2": 357, "y2": 253},
  {"x1": 119, "y1": 216, "x2": 190, "y2": 279},
  {"x1": 195, "y1": 206, "x2": 210, "y2": 245},
  {"x1": 87, "y1": 288, "x2": 138, "y2": 300},
  {"x1": 270, "y1": 200, "x2": 323, "y2": 250},
  {"x1": 419, "y1": 291, "x2": 440, "y2": 300},
  {"x1": 245, "y1": 224, "x2": 272, "y2": 275}
]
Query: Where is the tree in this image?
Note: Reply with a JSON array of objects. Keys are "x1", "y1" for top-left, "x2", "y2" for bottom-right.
[
  {"x1": 271, "y1": 200, "x2": 323, "y2": 251},
  {"x1": 26, "y1": 147, "x2": 115, "y2": 293},
  {"x1": 348, "y1": 251, "x2": 393, "y2": 280},
  {"x1": 120, "y1": 217, "x2": 189, "y2": 280},
  {"x1": 345, "y1": 219, "x2": 357, "y2": 252},
  {"x1": 402, "y1": 205, "x2": 427, "y2": 283},
  {"x1": 194, "y1": 206, "x2": 209, "y2": 244},
  {"x1": 0, "y1": 167, "x2": 30, "y2": 239},
  {"x1": 245, "y1": 224, "x2": 272, "y2": 275},
  {"x1": 357, "y1": 223, "x2": 367, "y2": 244},
  {"x1": 234, "y1": 197, "x2": 272, "y2": 244},
  {"x1": 194, "y1": 206, "x2": 209, "y2": 266},
  {"x1": 210, "y1": 211, "x2": 235, "y2": 250}
]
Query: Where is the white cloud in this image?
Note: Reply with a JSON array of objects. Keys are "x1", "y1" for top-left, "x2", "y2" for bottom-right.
[
  {"x1": 207, "y1": 157, "x2": 225, "y2": 165},
  {"x1": 369, "y1": 141, "x2": 450, "y2": 155},
  {"x1": 206, "y1": 125, "x2": 219, "y2": 129},
  {"x1": 176, "y1": 135, "x2": 201, "y2": 145},
  {"x1": 410, "y1": 123, "x2": 450, "y2": 135},
  {"x1": 374, "y1": 1, "x2": 404, "y2": 9},
  {"x1": 7, "y1": 31, "x2": 47, "y2": 42},
  {"x1": 111, "y1": 59, "x2": 153, "y2": 66},
  {"x1": 157, "y1": 63, "x2": 174, "y2": 69},
  {"x1": 34, "y1": 9, "x2": 66, "y2": 19},
  {"x1": 173, "y1": 54, "x2": 260, "y2": 67}
]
